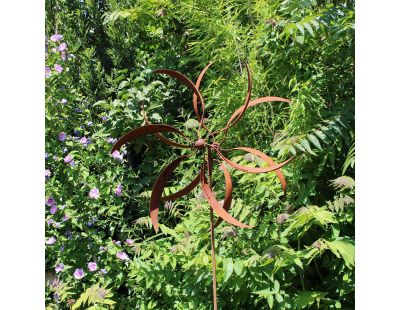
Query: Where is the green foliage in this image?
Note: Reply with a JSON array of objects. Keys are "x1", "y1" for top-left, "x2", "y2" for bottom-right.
[{"x1": 45, "y1": 0, "x2": 354, "y2": 308}]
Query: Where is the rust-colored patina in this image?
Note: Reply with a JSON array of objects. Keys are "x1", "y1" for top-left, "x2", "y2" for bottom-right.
[{"x1": 111, "y1": 62, "x2": 293, "y2": 309}]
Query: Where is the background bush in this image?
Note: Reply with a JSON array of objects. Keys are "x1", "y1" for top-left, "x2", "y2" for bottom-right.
[{"x1": 45, "y1": 0, "x2": 354, "y2": 308}]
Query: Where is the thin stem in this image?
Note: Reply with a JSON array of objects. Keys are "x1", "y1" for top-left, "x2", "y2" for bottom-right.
[
  {"x1": 298, "y1": 238, "x2": 306, "y2": 291},
  {"x1": 207, "y1": 147, "x2": 218, "y2": 310}
]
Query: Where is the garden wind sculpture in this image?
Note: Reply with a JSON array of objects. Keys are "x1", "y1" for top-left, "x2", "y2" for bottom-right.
[{"x1": 111, "y1": 62, "x2": 293, "y2": 309}]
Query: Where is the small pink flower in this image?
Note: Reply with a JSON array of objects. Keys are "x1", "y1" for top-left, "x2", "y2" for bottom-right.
[
  {"x1": 125, "y1": 239, "x2": 134, "y2": 245},
  {"x1": 89, "y1": 188, "x2": 100, "y2": 199},
  {"x1": 116, "y1": 252, "x2": 129, "y2": 261},
  {"x1": 50, "y1": 34, "x2": 63, "y2": 42},
  {"x1": 57, "y1": 43, "x2": 67, "y2": 52},
  {"x1": 73, "y1": 268, "x2": 85, "y2": 280},
  {"x1": 45, "y1": 66, "x2": 51, "y2": 77},
  {"x1": 88, "y1": 262, "x2": 97, "y2": 272},
  {"x1": 112, "y1": 150, "x2": 123, "y2": 161},
  {"x1": 64, "y1": 155, "x2": 72, "y2": 163},
  {"x1": 46, "y1": 236, "x2": 57, "y2": 245},
  {"x1": 115, "y1": 184, "x2": 122, "y2": 196},
  {"x1": 54, "y1": 64, "x2": 63, "y2": 73}
]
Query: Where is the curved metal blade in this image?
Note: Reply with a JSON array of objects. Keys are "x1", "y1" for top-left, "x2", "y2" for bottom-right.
[
  {"x1": 154, "y1": 69, "x2": 206, "y2": 126},
  {"x1": 226, "y1": 147, "x2": 287, "y2": 193},
  {"x1": 111, "y1": 124, "x2": 191, "y2": 153},
  {"x1": 161, "y1": 172, "x2": 201, "y2": 202},
  {"x1": 213, "y1": 146, "x2": 293, "y2": 174},
  {"x1": 213, "y1": 161, "x2": 233, "y2": 229},
  {"x1": 226, "y1": 96, "x2": 291, "y2": 128},
  {"x1": 150, "y1": 155, "x2": 190, "y2": 232},
  {"x1": 200, "y1": 163, "x2": 252, "y2": 229}
]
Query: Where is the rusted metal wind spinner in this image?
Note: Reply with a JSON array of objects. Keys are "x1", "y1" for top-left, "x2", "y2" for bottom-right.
[{"x1": 111, "y1": 61, "x2": 293, "y2": 309}]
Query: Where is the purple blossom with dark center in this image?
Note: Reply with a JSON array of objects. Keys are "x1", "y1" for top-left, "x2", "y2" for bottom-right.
[
  {"x1": 87, "y1": 221, "x2": 93, "y2": 227},
  {"x1": 100, "y1": 268, "x2": 108, "y2": 274},
  {"x1": 73, "y1": 268, "x2": 85, "y2": 280},
  {"x1": 113, "y1": 240, "x2": 121, "y2": 246},
  {"x1": 50, "y1": 34, "x2": 63, "y2": 42},
  {"x1": 101, "y1": 116, "x2": 108, "y2": 122},
  {"x1": 61, "y1": 52, "x2": 67, "y2": 61},
  {"x1": 88, "y1": 262, "x2": 97, "y2": 272},
  {"x1": 46, "y1": 236, "x2": 57, "y2": 245},
  {"x1": 60, "y1": 98, "x2": 67, "y2": 105},
  {"x1": 47, "y1": 218, "x2": 54, "y2": 225},
  {"x1": 54, "y1": 293, "x2": 60, "y2": 301},
  {"x1": 62, "y1": 214, "x2": 69, "y2": 222},
  {"x1": 58, "y1": 132, "x2": 66, "y2": 142},
  {"x1": 125, "y1": 239, "x2": 134, "y2": 245},
  {"x1": 45, "y1": 66, "x2": 51, "y2": 77},
  {"x1": 112, "y1": 150, "x2": 123, "y2": 161},
  {"x1": 50, "y1": 206, "x2": 58, "y2": 215},
  {"x1": 64, "y1": 155, "x2": 72, "y2": 163},
  {"x1": 54, "y1": 64, "x2": 63, "y2": 73},
  {"x1": 89, "y1": 188, "x2": 100, "y2": 199},
  {"x1": 45, "y1": 169, "x2": 51, "y2": 179},
  {"x1": 46, "y1": 196, "x2": 56, "y2": 207},
  {"x1": 80, "y1": 137, "x2": 88, "y2": 146},
  {"x1": 116, "y1": 252, "x2": 129, "y2": 261},
  {"x1": 73, "y1": 129, "x2": 80, "y2": 136},
  {"x1": 57, "y1": 42, "x2": 67, "y2": 52},
  {"x1": 55, "y1": 263, "x2": 64, "y2": 273},
  {"x1": 115, "y1": 184, "x2": 122, "y2": 196},
  {"x1": 69, "y1": 160, "x2": 76, "y2": 167}
]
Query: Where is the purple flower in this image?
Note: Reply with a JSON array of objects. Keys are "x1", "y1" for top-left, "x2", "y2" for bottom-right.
[
  {"x1": 73, "y1": 129, "x2": 80, "y2": 136},
  {"x1": 64, "y1": 155, "x2": 72, "y2": 163},
  {"x1": 88, "y1": 262, "x2": 97, "y2": 272},
  {"x1": 113, "y1": 240, "x2": 121, "y2": 246},
  {"x1": 125, "y1": 239, "x2": 134, "y2": 245},
  {"x1": 62, "y1": 214, "x2": 69, "y2": 221},
  {"x1": 50, "y1": 34, "x2": 63, "y2": 42},
  {"x1": 107, "y1": 137, "x2": 117, "y2": 144},
  {"x1": 46, "y1": 236, "x2": 57, "y2": 245},
  {"x1": 45, "y1": 66, "x2": 51, "y2": 77},
  {"x1": 54, "y1": 64, "x2": 63, "y2": 73},
  {"x1": 45, "y1": 169, "x2": 51, "y2": 179},
  {"x1": 75, "y1": 108, "x2": 82, "y2": 113},
  {"x1": 47, "y1": 218, "x2": 54, "y2": 225},
  {"x1": 100, "y1": 268, "x2": 108, "y2": 274},
  {"x1": 73, "y1": 268, "x2": 85, "y2": 280},
  {"x1": 80, "y1": 137, "x2": 88, "y2": 146},
  {"x1": 50, "y1": 206, "x2": 58, "y2": 215},
  {"x1": 57, "y1": 42, "x2": 67, "y2": 52},
  {"x1": 111, "y1": 150, "x2": 123, "y2": 161},
  {"x1": 87, "y1": 121, "x2": 93, "y2": 126},
  {"x1": 60, "y1": 52, "x2": 67, "y2": 61},
  {"x1": 53, "y1": 222, "x2": 61, "y2": 228},
  {"x1": 89, "y1": 188, "x2": 100, "y2": 199},
  {"x1": 115, "y1": 184, "x2": 123, "y2": 197},
  {"x1": 60, "y1": 205, "x2": 65, "y2": 210},
  {"x1": 87, "y1": 221, "x2": 93, "y2": 227},
  {"x1": 60, "y1": 246, "x2": 64, "y2": 252},
  {"x1": 58, "y1": 132, "x2": 66, "y2": 142},
  {"x1": 45, "y1": 152, "x2": 49, "y2": 159},
  {"x1": 46, "y1": 196, "x2": 56, "y2": 207},
  {"x1": 55, "y1": 263, "x2": 64, "y2": 273},
  {"x1": 60, "y1": 98, "x2": 68, "y2": 105},
  {"x1": 69, "y1": 160, "x2": 76, "y2": 167},
  {"x1": 116, "y1": 252, "x2": 129, "y2": 261},
  {"x1": 101, "y1": 116, "x2": 108, "y2": 122}
]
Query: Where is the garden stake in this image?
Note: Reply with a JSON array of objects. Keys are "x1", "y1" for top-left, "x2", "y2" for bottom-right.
[{"x1": 111, "y1": 62, "x2": 293, "y2": 309}]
